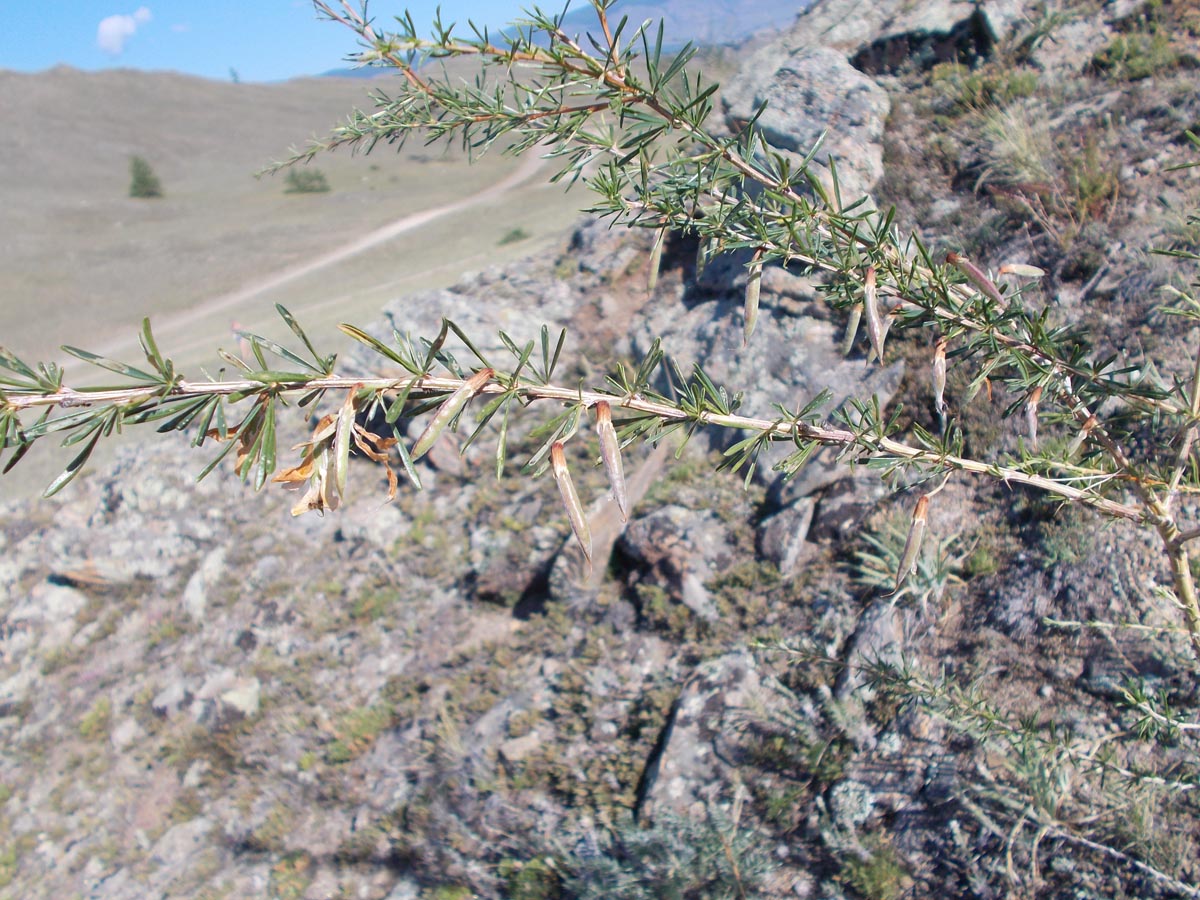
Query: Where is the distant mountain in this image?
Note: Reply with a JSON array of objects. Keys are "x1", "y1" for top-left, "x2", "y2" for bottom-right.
[
  {"x1": 317, "y1": 0, "x2": 813, "y2": 76},
  {"x1": 556, "y1": 0, "x2": 813, "y2": 48},
  {"x1": 319, "y1": 66, "x2": 392, "y2": 79}
]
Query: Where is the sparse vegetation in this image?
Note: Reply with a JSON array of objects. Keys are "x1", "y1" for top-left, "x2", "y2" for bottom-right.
[
  {"x1": 840, "y1": 835, "x2": 909, "y2": 900},
  {"x1": 562, "y1": 812, "x2": 774, "y2": 900},
  {"x1": 78, "y1": 696, "x2": 112, "y2": 742},
  {"x1": 1093, "y1": 27, "x2": 1181, "y2": 81}
]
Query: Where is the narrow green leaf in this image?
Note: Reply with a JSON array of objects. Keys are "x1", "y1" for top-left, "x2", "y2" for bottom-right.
[
  {"x1": 547, "y1": 327, "x2": 567, "y2": 381},
  {"x1": 339, "y1": 324, "x2": 421, "y2": 373},
  {"x1": 43, "y1": 427, "x2": 103, "y2": 497},
  {"x1": 495, "y1": 397, "x2": 512, "y2": 480},
  {"x1": 256, "y1": 401, "x2": 278, "y2": 491},
  {"x1": 139, "y1": 319, "x2": 167, "y2": 374},
  {"x1": 422, "y1": 319, "x2": 451, "y2": 372},
  {"x1": 191, "y1": 396, "x2": 222, "y2": 448},
  {"x1": 462, "y1": 391, "x2": 510, "y2": 453},
  {"x1": 61, "y1": 346, "x2": 159, "y2": 382},
  {"x1": 446, "y1": 321, "x2": 492, "y2": 369},
  {"x1": 246, "y1": 370, "x2": 319, "y2": 385},
  {"x1": 276, "y1": 304, "x2": 328, "y2": 370},
  {"x1": 391, "y1": 425, "x2": 423, "y2": 490},
  {"x1": 234, "y1": 330, "x2": 323, "y2": 374}
]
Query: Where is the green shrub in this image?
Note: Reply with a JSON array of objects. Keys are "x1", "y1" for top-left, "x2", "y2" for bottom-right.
[
  {"x1": 499, "y1": 226, "x2": 532, "y2": 245},
  {"x1": 283, "y1": 167, "x2": 330, "y2": 194},
  {"x1": 128, "y1": 155, "x2": 163, "y2": 198}
]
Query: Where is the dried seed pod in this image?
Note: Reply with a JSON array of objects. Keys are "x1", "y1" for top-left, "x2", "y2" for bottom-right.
[
  {"x1": 594, "y1": 401, "x2": 628, "y2": 521},
  {"x1": 998, "y1": 262, "x2": 1046, "y2": 279},
  {"x1": 932, "y1": 338, "x2": 948, "y2": 416},
  {"x1": 842, "y1": 303, "x2": 862, "y2": 357},
  {"x1": 647, "y1": 227, "x2": 666, "y2": 295},
  {"x1": 333, "y1": 389, "x2": 357, "y2": 498},
  {"x1": 895, "y1": 494, "x2": 929, "y2": 593},
  {"x1": 1066, "y1": 413, "x2": 1098, "y2": 458},
  {"x1": 863, "y1": 266, "x2": 891, "y2": 364},
  {"x1": 551, "y1": 441, "x2": 592, "y2": 565},
  {"x1": 947, "y1": 252, "x2": 1005, "y2": 308},
  {"x1": 1025, "y1": 385, "x2": 1043, "y2": 450},
  {"x1": 410, "y1": 368, "x2": 494, "y2": 461},
  {"x1": 743, "y1": 249, "x2": 764, "y2": 345}
]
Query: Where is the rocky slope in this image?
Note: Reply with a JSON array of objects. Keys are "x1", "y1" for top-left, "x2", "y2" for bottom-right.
[{"x1": 3, "y1": 1, "x2": 1200, "y2": 898}]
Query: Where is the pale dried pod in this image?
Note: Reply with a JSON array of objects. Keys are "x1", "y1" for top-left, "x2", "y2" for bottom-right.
[
  {"x1": 842, "y1": 303, "x2": 862, "y2": 357},
  {"x1": 411, "y1": 368, "x2": 495, "y2": 461},
  {"x1": 1067, "y1": 413, "x2": 1098, "y2": 458},
  {"x1": 863, "y1": 266, "x2": 891, "y2": 364},
  {"x1": 594, "y1": 400, "x2": 628, "y2": 521},
  {"x1": 333, "y1": 388, "x2": 357, "y2": 498},
  {"x1": 1025, "y1": 385, "x2": 1043, "y2": 450},
  {"x1": 998, "y1": 262, "x2": 1046, "y2": 279},
  {"x1": 932, "y1": 338, "x2": 948, "y2": 416},
  {"x1": 895, "y1": 494, "x2": 929, "y2": 593},
  {"x1": 744, "y1": 248, "x2": 764, "y2": 345},
  {"x1": 551, "y1": 441, "x2": 593, "y2": 565},
  {"x1": 948, "y1": 252, "x2": 1005, "y2": 308},
  {"x1": 647, "y1": 227, "x2": 666, "y2": 295}
]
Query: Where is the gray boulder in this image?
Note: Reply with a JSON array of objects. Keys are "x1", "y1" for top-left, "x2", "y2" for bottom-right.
[
  {"x1": 638, "y1": 651, "x2": 782, "y2": 818},
  {"x1": 631, "y1": 293, "x2": 904, "y2": 487},
  {"x1": 722, "y1": 46, "x2": 890, "y2": 200},
  {"x1": 619, "y1": 505, "x2": 733, "y2": 624},
  {"x1": 769, "y1": 0, "x2": 1023, "y2": 59}
]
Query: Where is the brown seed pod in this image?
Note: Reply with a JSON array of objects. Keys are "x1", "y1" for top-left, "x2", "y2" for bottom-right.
[
  {"x1": 948, "y1": 252, "x2": 1005, "y2": 308},
  {"x1": 594, "y1": 401, "x2": 628, "y2": 521},
  {"x1": 410, "y1": 368, "x2": 494, "y2": 461},
  {"x1": 551, "y1": 441, "x2": 592, "y2": 565}
]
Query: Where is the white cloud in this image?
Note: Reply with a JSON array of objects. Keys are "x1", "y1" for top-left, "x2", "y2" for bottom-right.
[
  {"x1": 97, "y1": 7, "x2": 153, "y2": 56},
  {"x1": 170, "y1": 22, "x2": 191, "y2": 33}
]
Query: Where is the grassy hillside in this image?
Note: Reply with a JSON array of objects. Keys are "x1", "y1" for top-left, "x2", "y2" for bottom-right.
[
  {"x1": 0, "y1": 64, "x2": 588, "y2": 498},
  {"x1": 0, "y1": 66, "x2": 584, "y2": 368}
]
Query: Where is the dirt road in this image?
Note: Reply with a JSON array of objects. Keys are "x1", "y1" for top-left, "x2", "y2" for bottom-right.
[{"x1": 93, "y1": 152, "x2": 549, "y2": 360}]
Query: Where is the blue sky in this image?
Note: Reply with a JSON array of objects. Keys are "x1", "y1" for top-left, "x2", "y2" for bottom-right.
[{"x1": 1, "y1": 2, "x2": 541, "y2": 82}]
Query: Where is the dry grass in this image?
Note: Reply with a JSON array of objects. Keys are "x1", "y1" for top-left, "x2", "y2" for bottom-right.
[{"x1": 0, "y1": 66, "x2": 587, "y2": 500}]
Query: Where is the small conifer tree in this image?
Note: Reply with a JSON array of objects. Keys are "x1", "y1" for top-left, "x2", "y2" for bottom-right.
[{"x1": 128, "y1": 155, "x2": 163, "y2": 199}]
